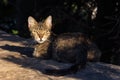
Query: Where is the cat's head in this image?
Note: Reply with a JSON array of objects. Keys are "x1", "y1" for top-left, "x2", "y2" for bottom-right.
[{"x1": 28, "y1": 16, "x2": 52, "y2": 43}]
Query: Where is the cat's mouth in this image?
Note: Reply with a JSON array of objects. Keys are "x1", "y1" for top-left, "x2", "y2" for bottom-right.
[
  {"x1": 37, "y1": 40, "x2": 45, "y2": 43},
  {"x1": 35, "y1": 38, "x2": 46, "y2": 44}
]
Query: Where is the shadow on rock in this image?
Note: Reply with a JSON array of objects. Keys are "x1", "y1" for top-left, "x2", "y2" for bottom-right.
[{"x1": 0, "y1": 44, "x2": 34, "y2": 57}]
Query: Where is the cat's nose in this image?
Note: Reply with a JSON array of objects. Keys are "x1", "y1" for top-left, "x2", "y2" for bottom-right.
[{"x1": 39, "y1": 38, "x2": 43, "y2": 41}]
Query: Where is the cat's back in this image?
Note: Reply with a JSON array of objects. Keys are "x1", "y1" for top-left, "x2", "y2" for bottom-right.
[
  {"x1": 52, "y1": 32, "x2": 101, "y2": 63},
  {"x1": 52, "y1": 32, "x2": 88, "y2": 63},
  {"x1": 54, "y1": 32, "x2": 88, "y2": 45}
]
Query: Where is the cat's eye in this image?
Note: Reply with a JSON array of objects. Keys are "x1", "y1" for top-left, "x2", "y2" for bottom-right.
[
  {"x1": 32, "y1": 30, "x2": 36, "y2": 33},
  {"x1": 32, "y1": 31, "x2": 36, "y2": 34},
  {"x1": 46, "y1": 31, "x2": 50, "y2": 33}
]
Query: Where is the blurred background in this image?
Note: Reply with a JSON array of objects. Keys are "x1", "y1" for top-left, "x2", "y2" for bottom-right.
[{"x1": 0, "y1": 0, "x2": 120, "y2": 65}]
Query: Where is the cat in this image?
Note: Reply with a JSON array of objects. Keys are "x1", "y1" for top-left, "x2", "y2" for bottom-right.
[{"x1": 28, "y1": 15, "x2": 101, "y2": 75}]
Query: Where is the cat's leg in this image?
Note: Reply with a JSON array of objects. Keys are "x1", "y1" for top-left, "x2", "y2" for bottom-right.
[
  {"x1": 44, "y1": 44, "x2": 88, "y2": 76},
  {"x1": 33, "y1": 44, "x2": 51, "y2": 59},
  {"x1": 66, "y1": 44, "x2": 88, "y2": 74},
  {"x1": 33, "y1": 46, "x2": 41, "y2": 58},
  {"x1": 87, "y1": 43, "x2": 101, "y2": 62}
]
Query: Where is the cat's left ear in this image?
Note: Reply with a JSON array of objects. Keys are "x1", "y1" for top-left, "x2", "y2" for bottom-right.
[{"x1": 44, "y1": 16, "x2": 52, "y2": 30}]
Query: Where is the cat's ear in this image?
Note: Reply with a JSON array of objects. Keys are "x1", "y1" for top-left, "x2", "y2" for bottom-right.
[
  {"x1": 44, "y1": 16, "x2": 52, "y2": 30},
  {"x1": 28, "y1": 16, "x2": 38, "y2": 29}
]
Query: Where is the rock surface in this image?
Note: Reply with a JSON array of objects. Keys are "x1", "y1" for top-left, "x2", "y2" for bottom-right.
[{"x1": 0, "y1": 30, "x2": 120, "y2": 80}]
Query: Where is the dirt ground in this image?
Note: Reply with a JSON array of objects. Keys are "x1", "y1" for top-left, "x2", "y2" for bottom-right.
[{"x1": 0, "y1": 30, "x2": 120, "y2": 80}]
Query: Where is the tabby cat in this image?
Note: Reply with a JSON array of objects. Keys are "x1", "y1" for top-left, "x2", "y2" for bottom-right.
[{"x1": 28, "y1": 16, "x2": 101, "y2": 75}]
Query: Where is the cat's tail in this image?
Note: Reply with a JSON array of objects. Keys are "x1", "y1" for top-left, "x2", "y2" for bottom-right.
[{"x1": 43, "y1": 64, "x2": 85, "y2": 76}]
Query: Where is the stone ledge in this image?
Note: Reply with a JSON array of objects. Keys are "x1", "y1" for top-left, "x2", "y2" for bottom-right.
[{"x1": 0, "y1": 30, "x2": 120, "y2": 80}]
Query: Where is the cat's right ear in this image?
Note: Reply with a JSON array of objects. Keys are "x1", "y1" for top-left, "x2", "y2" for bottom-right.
[
  {"x1": 44, "y1": 16, "x2": 52, "y2": 30},
  {"x1": 28, "y1": 16, "x2": 38, "y2": 29}
]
